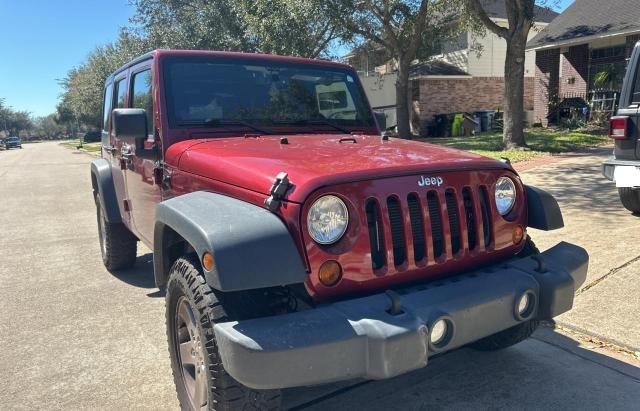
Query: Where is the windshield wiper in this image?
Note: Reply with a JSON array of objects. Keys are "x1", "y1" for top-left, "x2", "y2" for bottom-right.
[
  {"x1": 177, "y1": 119, "x2": 273, "y2": 135},
  {"x1": 272, "y1": 119, "x2": 351, "y2": 134}
]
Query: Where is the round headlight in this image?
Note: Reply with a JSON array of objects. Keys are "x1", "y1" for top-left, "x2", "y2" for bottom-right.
[
  {"x1": 495, "y1": 177, "x2": 516, "y2": 215},
  {"x1": 307, "y1": 195, "x2": 349, "y2": 244}
]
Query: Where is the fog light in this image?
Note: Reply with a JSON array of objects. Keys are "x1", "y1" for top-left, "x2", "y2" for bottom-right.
[
  {"x1": 518, "y1": 294, "x2": 530, "y2": 315},
  {"x1": 430, "y1": 319, "x2": 448, "y2": 345},
  {"x1": 202, "y1": 252, "x2": 215, "y2": 272},
  {"x1": 513, "y1": 225, "x2": 524, "y2": 244},
  {"x1": 318, "y1": 260, "x2": 342, "y2": 287}
]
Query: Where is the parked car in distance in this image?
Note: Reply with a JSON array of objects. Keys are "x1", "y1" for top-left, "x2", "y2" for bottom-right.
[
  {"x1": 83, "y1": 131, "x2": 102, "y2": 143},
  {"x1": 91, "y1": 49, "x2": 589, "y2": 410},
  {"x1": 603, "y1": 41, "x2": 640, "y2": 212},
  {"x1": 2, "y1": 136, "x2": 22, "y2": 149}
]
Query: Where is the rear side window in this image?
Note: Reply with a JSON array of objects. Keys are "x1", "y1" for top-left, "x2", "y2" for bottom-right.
[
  {"x1": 632, "y1": 65, "x2": 640, "y2": 104},
  {"x1": 115, "y1": 77, "x2": 127, "y2": 108},
  {"x1": 102, "y1": 83, "x2": 114, "y2": 131},
  {"x1": 131, "y1": 69, "x2": 153, "y2": 132}
]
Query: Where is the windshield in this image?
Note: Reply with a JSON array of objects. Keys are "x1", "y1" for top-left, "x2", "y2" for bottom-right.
[
  {"x1": 163, "y1": 57, "x2": 375, "y2": 131},
  {"x1": 7, "y1": 137, "x2": 19, "y2": 142}
]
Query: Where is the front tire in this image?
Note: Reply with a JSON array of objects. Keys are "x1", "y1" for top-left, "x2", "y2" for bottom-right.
[
  {"x1": 95, "y1": 196, "x2": 137, "y2": 270},
  {"x1": 166, "y1": 256, "x2": 281, "y2": 411},
  {"x1": 618, "y1": 188, "x2": 640, "y2": 213},
  {"x1": 470, "y1": 236, "x2": 540, "y2": 351}
]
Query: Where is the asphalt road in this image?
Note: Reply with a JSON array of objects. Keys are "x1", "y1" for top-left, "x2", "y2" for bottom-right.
[{"x1": 1, "y1": 142, "x2": 639, "y2": 410}]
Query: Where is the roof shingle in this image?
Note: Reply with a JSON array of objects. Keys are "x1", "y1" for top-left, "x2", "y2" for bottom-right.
[{"x1": 527, "y1": 0, "x2": 640, "y2": 50}]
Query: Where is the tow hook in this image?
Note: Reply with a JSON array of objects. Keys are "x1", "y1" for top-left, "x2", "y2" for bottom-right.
[{"x1": 385, "y1": 290, "x2": 404, "y2": 316}]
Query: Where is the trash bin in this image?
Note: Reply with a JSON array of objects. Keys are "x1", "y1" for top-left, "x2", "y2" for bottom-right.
[
  {"x1": 475, "y1": 110, "x2": 496, "y2": 132},
  {"x1": 434, "y1": 114, "x2": 454, "y2": 137},
  {"x1": 451, "y1": 113, "x2": 465, "y2": 136}
]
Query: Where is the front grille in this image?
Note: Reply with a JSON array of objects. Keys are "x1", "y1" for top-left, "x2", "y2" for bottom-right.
[{"x1": 365, "y1": 185, "x2": 494, "y2": 270}]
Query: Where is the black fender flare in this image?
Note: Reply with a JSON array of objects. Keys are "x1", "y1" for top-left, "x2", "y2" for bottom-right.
[
  {"x1": 153, "y1": 191, "x2": 307, "y2": 291},
  {"x1": 90, "y1": 158, "x2": 122, "y2": 223},
  {"x1": 525, "y1": 185, "x2": 564, "y2": 231}
]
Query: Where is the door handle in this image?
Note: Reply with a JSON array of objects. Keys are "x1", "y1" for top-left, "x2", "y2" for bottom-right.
[{"x1": 120, "y1": 145, "x2": 133, "y2": 170}]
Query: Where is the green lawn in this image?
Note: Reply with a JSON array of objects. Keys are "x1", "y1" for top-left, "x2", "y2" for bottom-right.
[
  {"x1": 420, "y1": 129, "x2": 610, "y2": 163},
  {"x1": 60, "y1": 141, "x2": 101, "y2": 152}
]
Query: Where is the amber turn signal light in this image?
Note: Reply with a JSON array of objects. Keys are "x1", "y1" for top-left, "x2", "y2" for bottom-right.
[
  {"x1": 513, "y1": 225, "x2": 524, "y2": 245},
  {"x1": 202, "y1": 252, "x2": 215, "y2": 271},
  {"x1": 318, "y1": 260, "x2": 342, "y2": 287}
]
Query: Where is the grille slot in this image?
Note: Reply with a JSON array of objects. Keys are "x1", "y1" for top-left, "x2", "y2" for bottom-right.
[
  {"x1": 387, "y1": 197, "x2": 406, "y2": 266},
  {"x1": 445, "y1": 189, "x2": 461, "y2": 254},
  {"x1": 462, "y1": 187, "x2": 477, "y2": 250},
  {"x1": 479, "y1": 186, "x2": 492, "y2": 247},
  {"x1": 366, "y1": 199, "x2": 386, "y2": 269},
  {"x1": 407, "y1": 193, "x2": 426, "y2": 262},
  {"x1": 427, "y1": 191, "x2": 444, "y2": 258}
]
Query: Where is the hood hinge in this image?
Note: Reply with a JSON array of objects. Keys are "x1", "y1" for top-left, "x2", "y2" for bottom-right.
[{"x1": 265, "y1": 172, "x2": 291, "y2": 211}]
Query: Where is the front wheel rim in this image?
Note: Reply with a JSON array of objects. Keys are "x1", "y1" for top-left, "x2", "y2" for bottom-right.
[
  {"x1": 175, "y1": 296, "x2": 208, "y2": 410},
  {"x1": 98, "y1": 208, "x2": 107, "y2": 258}
]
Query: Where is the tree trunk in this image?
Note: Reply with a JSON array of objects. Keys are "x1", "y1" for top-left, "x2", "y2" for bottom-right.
[
  {"x1": 502, "y1": 34, "x2": 527, "y2": 149},
  {"x1": 396, "y1": 57, "x2": 412, "y2": 139}
]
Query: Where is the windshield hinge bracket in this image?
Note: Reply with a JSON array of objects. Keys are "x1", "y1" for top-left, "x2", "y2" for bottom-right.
[{"x1": 265, "y1": 172, "x2": 291, "y2": 211}]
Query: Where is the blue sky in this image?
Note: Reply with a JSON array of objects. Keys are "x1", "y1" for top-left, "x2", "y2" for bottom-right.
[
  {"x1": 0, "y1": 0, "x2": 574, "y2": 118},
  {"x1": 0, "y1": 0, "x2": 134, "y2": 117}
]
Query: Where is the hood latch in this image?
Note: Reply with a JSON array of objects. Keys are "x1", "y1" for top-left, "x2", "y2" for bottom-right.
[{"x1": 265, "y1": 172, "x2": 291, "y2": 211}]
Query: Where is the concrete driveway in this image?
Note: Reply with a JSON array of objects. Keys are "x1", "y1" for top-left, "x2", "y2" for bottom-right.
[{"x1": 0, "y1": 142, "x2": 638, "y2": 410}]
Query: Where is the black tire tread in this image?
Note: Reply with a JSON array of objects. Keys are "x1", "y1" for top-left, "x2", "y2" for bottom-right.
[
  {"x1": 618, "y1": 188, "x2": 640, "y2": 213},
  {"x1": 470, "y1": 320, "x2": 539, "y2": 351},
  {"x1": 96, "y1": 198, "x2": 137, "y2": 271},
  {"x1": 166, "y1": 256, "x2": 281, "y2": 411}
]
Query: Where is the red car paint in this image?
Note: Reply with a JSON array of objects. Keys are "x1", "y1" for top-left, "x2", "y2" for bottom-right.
[{"x1": 110, "y1": 49, "x2": 526, "y2": 301}]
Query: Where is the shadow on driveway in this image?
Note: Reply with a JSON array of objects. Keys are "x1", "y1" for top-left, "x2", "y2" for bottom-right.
[
  {"x1": 107, "y1": 253, "x2": 164, "y2": 297},
  {"x1": 283, "y1": 326, "x2": 640, "y2": 410}
]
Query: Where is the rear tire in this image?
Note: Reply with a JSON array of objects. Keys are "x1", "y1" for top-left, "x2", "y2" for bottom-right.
[
  {"x1": 166, "y1": 256, "x2": 281, "y2": 411},
  {"x1": 618, "y1": 188, "x2": 640, "y2": 213},
  {"x1": 95, "y1": 196, "x2": 137, "y2": 271}
]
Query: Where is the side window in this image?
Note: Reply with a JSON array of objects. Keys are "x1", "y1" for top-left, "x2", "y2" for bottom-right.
[
  {"x1": 131, "y1": 69, "x2": 153, "y2": 132},
  {"x1": 115, "y1": 77, "x2": 127, "y2": 109},
  {"x1": 102, "y1": 83, "x2": 114, "y2": 131},
  {"x1": 632, "y1": 64, "x2": 640, "y2": 104}
]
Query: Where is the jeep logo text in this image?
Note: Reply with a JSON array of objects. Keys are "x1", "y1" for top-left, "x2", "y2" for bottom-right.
[{"x1": 418, "y1": 175, "x2": 444, "y2": 187}]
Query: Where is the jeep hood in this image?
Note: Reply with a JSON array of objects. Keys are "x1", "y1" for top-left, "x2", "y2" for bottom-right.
[{"x1": 169, "y1": 134, "x2": 510, "y2": 203}]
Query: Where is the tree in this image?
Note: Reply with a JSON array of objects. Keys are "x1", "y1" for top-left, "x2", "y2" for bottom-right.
[
  {"x1": 130, "y1": 0, "x2": 342, "y2": 58},
  {"x1": 323, "y1": 0, "x2": 460, "y2": 139},
  {"x1": 465, "y1": 0, "x2": 554, "y2": 149},
  {"x1": 5, "y1": 110, "x2": 33, "y2": 137},
  {"x1": 34, "y1": 114, "x2": 64, "y2": 139}
]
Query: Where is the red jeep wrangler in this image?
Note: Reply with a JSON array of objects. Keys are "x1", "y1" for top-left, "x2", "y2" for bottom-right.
[{"x1": 91, "y1": 50, "x2": 588, "y2": 410}]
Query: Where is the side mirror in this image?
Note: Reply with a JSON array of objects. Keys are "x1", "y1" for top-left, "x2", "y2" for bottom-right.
[{"x1": 112, "y1": 108, "x2": 147, "y2": 143}]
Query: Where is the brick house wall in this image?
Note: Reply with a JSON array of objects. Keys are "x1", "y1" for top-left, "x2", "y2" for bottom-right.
[
  {"x1": 534, "y1": 49, "x2": 560, "y2": 126},
  {"x1": 417, "y1": 76, "x2": 534, "y2": 134},
  {"x1": 559, "y1": 44, "x2": 589, "y2": 96},
  {"x1": 627, "y1": 34, "x2": 640, "y2": 56}
]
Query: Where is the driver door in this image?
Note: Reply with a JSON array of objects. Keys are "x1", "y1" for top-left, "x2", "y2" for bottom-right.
[{"x1": 123, "y1": 63, "x2": 161, "y2": 245}]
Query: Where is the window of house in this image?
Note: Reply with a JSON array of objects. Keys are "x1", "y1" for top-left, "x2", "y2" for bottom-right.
[
  {"x1": 589, "y1": 61, "x2": 627, "y2": 91},
  {"x1": 102, "y1": 83, "x2": 114, "y2": 131},
  {"x1": 131, "y1": 69, "x2": 153, "y2": 132},
  {"x1": 115, "y1": 77, "x2": 127, "y2": 108},
  {"x1": 590, "y1": 45, "x2": 626, "y2": 61}
]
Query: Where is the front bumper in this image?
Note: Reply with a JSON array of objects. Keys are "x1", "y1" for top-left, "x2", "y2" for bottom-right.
[{"x1": 214, "y1": 242, "x2": 588, "y2": 390}]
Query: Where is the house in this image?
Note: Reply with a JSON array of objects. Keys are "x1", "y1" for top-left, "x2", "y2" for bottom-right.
[
  {"x1": 344, "y1": 2, "x2": 558, "y2": 136},
  {"x1": 528, "y1": 0, "x2": 640, "y2": 126}
]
